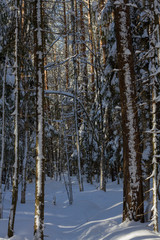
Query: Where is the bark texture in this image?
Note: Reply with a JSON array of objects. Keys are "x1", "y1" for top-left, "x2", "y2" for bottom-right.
[
  {"x1": 150, "y1": 0, "x2": 159, "y2": 232},
  {"x1": 8, "y1": 0, "x2": 19, "y2": 236},
  {"x1": 71, "y1": 0, "x2": 83, "y2": 192},
  {"x1": 114, "y1": 0, "x2": 144, "y2": 222},
  {"x1": 0, "y1": 55, "x2": 7, "y2": 219},
  {"x1": 33, "y1": 0, "x2": 45, "y2": 239}
]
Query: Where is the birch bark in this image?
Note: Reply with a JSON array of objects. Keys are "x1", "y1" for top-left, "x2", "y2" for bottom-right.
[
  {"x1": 33, "y1": 0, "x2": 45, "y2": 239},
  {"x1": 149, "y1": 0, "x2": 160, "y2": 232},
  {"x1": 151, "y1": 81, "x2": 158, "y2": 231}
]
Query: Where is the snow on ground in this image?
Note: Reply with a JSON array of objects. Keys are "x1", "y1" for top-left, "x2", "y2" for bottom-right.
[{"x1": 0, "y1": 177, "x2": 160, "y2": 240}]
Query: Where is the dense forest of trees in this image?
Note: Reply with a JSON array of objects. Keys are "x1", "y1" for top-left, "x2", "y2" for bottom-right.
[{"x1": 0, "y1": 0, "x2": 160, "y2": 239}]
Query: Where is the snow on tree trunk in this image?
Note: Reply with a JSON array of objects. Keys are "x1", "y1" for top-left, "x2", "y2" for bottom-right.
[
  {"x1": 151, "y1": 82, "x2": 158, "y2": 232},
  {"x1": 0, "y1": 54, "x2": 8, "y2": 219},
  {"x1": 8, "y1": 0, "x2": 19, "y2": 236},
  {"x1": 33, "y1": 0, "x2": 45, "y2": 239},
  {"x1": 114, "y1": 0, "x2": 144, "y2": 222},
  {"x1": 148, "y1": 0, "x2": 159, "y2": 232}
]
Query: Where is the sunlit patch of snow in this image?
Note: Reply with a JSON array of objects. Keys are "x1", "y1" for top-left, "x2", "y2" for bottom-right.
[{"x1": 0, "y1": 178, "x2": 160, "y2": 239}]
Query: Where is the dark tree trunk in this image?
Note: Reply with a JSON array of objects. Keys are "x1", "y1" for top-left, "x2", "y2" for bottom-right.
[
  {"x1": 8, "y1": 0, "x2": 20, "y2": 236},
  {"x1": 114, "y1": 0, "x2": 144, "y2": 222}
]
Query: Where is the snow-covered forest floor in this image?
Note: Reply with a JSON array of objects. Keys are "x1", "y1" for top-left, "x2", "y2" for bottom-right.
[{"x1": 0, "y1": 177, "x2": 160, "y2": 240}]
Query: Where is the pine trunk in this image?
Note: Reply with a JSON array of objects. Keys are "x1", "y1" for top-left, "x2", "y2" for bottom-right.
[
  {"x1": 114, "y1": 0, "x2": 144, "y2": 222},
  {"x1": 88, "y1": 0, "x2": 95, "y2": 95},
  {"x1": 80, "y1": 0, "x2": 88, "y2": 101}
]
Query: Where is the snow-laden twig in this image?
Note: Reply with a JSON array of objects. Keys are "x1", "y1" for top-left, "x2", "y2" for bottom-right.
[
  {"x1": 44, "y1": 55, "x2": 77, "y2": 70},
  {"x1": 44, "y1": 36, "x2": 61, "y2": 57}
]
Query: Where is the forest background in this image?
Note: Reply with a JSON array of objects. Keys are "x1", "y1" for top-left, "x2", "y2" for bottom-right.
[{"x1": 1, "y1": 0, "x2": 160, "y2": 239}]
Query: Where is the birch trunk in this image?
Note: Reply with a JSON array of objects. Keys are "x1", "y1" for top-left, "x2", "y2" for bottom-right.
[
  {"x1": 149, "y1": 0, "x2": 159, "y2": 232},
  {"x1": 114, "y1": 0, "x2": 143, "y2": 222},
  {"x1": 8, "y1": 0, "x2": 19, "y2": 236},
  {"x1": 33, "y1": 0, "x2": 45, "y2": 239},
  {"x1": 152, "y1": 82, "x2": 158, "y2": 231}
]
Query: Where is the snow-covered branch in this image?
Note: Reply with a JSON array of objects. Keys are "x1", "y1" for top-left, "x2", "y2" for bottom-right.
[
  {"x1": 44, "y1": 55, "x2": 77, "y2": 70},
  {"x1": 45, "y1": 90, "x2": 96, "y2": 140}
]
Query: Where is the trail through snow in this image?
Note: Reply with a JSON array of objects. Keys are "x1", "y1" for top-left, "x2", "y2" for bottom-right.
[{"x1": 0, "y1": 178, "x2": 160, "y2": 240}]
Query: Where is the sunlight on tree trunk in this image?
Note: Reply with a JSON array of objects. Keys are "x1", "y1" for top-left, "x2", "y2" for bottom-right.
[{"x1": 114, "y1": 0, "x2": 144, "y2": 222}]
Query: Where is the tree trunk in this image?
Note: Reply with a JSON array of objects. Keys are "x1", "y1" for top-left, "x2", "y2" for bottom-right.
[
  {"x1": 149, "y1": 0, "x2": 159, "y2": 232},
  {"x1": 74, "y1": 0, "x2": 79, "y2": 76},
  {"x1": 63, "y1": 0, "x2": 69, "y2": 89},
  {"x1": 114, "y1": 0, "x2": 144, "y2": 222},
  {"x1": 80, "y1": 0, "x2": 88, "y2": 101},
  {"x1": 151, "y1": 81, "x2": 158, "y2": 232},
  {"x1": 94, "y1": 18, "x2": 106, "y2": 191},
  {"x1": 88, "y1": 0, "x2": 95, "y2": 96},
  {"x1": 33, "y1": 0, "x2": 45, "y2": 239},
  {"x1": 8, "y1": 0, "x2": 20, "y2": 236},
  {"x1": 71, "y1": 0, "x2": 83, "y2": 192},
  {"x1": 62, "y1": 118, "x2": 73, "y2": 204},
  {"x1": 21, "y1": 103, "x2": 28, "y2": 204},
  {"x1": 0, "y1": 54, "x2": 7, "y2": 219},
  {"x1": 99, "y1": 0, "x2": 107, "y2": 66}
]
